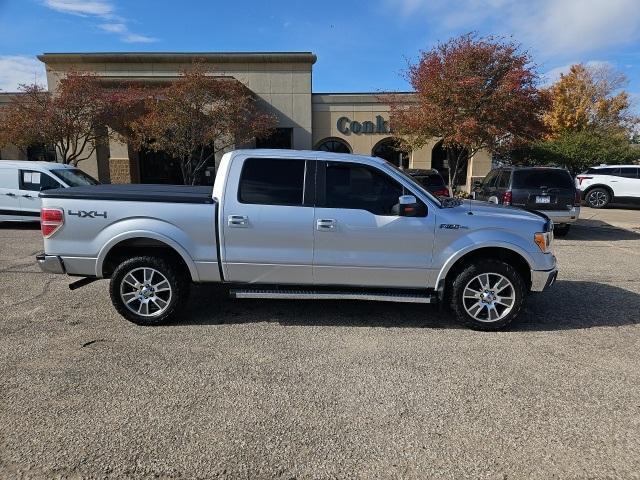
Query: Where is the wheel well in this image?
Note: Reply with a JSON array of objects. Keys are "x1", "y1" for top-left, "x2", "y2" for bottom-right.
[
  {"x1": 102, "y1": 237, "x2": 191, "y2": 279},
  {"x1": 583, "y1": 184, "x2": 614, "y2": 197},
  {"x1": 444, "y1": 247, "x2": 532, "y2": 294}
]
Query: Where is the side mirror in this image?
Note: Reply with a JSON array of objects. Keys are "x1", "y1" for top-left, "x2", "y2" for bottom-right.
[
  {"x1": 473, "y1": 180, "x2": 482, "y2": 190},
  {"x1": 398, "y1": 195, "x2": 421, "y2": 217}
]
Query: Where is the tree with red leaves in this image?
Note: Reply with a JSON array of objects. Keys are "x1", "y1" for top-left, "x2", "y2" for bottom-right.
[
  {"x1": 390, "y1": 34, "x2": 549, "y2": 190},
  {"x1": 0, "y1": 73, "x2": 119, "y2": 166},
  {"x1": 124, "y1": 65, "x2": 277, "y2": 185}
]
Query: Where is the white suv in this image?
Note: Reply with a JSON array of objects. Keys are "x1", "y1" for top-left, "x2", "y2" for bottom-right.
[{"x1": 576, "y1": 165, "x2": 640, "y2": 208}]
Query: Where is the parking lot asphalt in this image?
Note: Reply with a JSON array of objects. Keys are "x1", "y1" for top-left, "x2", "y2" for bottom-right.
[{"x1": 1, "y1": 207, "x2": 639, "y2": 479}]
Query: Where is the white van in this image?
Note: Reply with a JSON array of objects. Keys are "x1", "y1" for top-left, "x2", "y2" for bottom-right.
[{"x1": 0, "y1": 161, "x2": 99, "y2": 222}]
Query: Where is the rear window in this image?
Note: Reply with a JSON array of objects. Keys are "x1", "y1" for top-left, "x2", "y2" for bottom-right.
[
  {"x1": 414, "y1": 173, "x2": 445, "y2": 187},
  {"x1": 512, "y1": 170, "x2": 573, "y2": 189}
]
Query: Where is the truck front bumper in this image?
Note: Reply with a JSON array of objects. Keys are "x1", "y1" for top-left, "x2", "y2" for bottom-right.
[
  {"x1": 531, "y1": 268, "x2": 558, "y2": 292},
  {"x1": 36, "y1": 254, "x2": 65, "y2": 274}
]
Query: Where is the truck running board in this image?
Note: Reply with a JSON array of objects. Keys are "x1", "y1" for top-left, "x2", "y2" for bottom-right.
[{"x1": 229, "y1": 288, "x2": 436, "y2": 304}]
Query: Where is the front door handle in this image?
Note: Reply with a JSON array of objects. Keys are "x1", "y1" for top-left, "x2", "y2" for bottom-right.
[
  {"x1": 22, "y1": 194, "x2": 33, "y2": 198},
  {"x1": 316, "y1": 219, "x2": 336, "y2": 230},
  {"x1": 228, "y1": 215, "x2": 249, "y2": 227}
]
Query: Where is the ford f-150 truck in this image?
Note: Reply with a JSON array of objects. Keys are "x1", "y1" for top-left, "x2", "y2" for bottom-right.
[{"x1": 36, "y1": 149, "x2": 557, "y2": 330}]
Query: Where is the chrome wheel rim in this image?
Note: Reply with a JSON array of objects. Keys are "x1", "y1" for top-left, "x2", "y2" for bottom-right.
[
  {"x1": 463, "y1": 273, "x2": 516, "y2": 323},
  {"x1": 588, "y1": 191, "x2": 607, "y2": 207},
  {"x1": 120, "y1": 267, "x2": 172, "y2": 317}
]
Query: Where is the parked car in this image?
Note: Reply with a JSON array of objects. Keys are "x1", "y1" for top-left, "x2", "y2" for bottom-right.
[
  {"x1": 473, "y1": 166, "x2": 580, "y2": 237},
  {"x1": 36, "y1": 149, "x2": 557, "y2": 331},
  {"x1": 576, "y1": 165, "x2": 640, "y2": 208},
  {"x1": 405, "y1": 168, "x2": 450, "y2": 196},
  {"x1": 0, "y1": 160, "x2": 98, "y2": 222}
]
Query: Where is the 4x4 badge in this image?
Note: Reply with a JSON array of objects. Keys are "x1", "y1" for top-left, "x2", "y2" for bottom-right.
[{"x1": 68, "y1": 210, "x2": 107, "y2": 219}]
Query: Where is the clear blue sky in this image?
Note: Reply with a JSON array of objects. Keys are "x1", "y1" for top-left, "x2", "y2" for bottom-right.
[{"x1": 1, "y1": 0, "x2": 639, "y2": 110}]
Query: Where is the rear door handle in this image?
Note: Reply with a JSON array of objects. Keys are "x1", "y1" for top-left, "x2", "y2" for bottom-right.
[
  {"x1": 316, "y1": 219, "x2": 336, "y2": 230},
  {"x1": 228, "y1": 215, "x2": 249, "y2": 227},
  {"x1": 5, "y1": 193, "x2": 16, "y2": 197}
]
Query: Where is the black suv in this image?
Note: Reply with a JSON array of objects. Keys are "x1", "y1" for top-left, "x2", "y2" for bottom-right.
[
  {"x1": 473, "y1": 167, "x2": 580, "y2": 236},
  {"x1": 405, "y1": 169, "x2": 450, "y2": 197}
]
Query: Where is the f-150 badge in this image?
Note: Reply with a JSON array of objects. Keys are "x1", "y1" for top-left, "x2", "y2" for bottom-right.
[
  {"x1": 69, "y1": 210, "x2": 107, "y2": 219},
  {"x1": 439, "y1": 224, "x2": 467, "y2": 229}
]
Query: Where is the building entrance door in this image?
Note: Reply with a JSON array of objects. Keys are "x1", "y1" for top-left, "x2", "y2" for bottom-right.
[{"x1": 139, "y1": 149, "x2": 184, "y2": 184}]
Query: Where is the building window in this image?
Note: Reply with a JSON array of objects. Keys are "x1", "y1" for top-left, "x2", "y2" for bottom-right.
[
  {"x1": 256, "y1": 128, "x2": 293, "y2": 149},
  {"x1": 314, "y1": 137, "x2": 351, "y2": 154},
  {"x1": 27, "y1": 143, "x2": 57, "y2": 163},
  {"x1": 372, "y1": 138, "x2": 409, "y2": 169}
]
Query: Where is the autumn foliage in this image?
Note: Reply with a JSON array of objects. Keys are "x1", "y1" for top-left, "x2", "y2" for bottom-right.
[
  {"x1": 390, "y1": 34, "x2": 549, "y2": 189},
  {"x1": 543, "y1": 64, "x2": 634, "y2": 136},
  {"x1": 0, "y1": 73, "x2": 118, "y2": 166},
  {"x1": 124, "y1": 65, "x2": 277, "y2": 185}
]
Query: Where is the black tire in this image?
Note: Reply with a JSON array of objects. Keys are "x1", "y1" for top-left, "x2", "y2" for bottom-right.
[
  {"x1": 553, "y1": 224, "x2": 570, "y2": 237},
  {"x1": 449, "y1": 259, "x2": 525, "y2": 331},
  {"x1": 109, "y1": 256, "x2": 190, "y2": 325},
  {"x1": 585, "y1": 188, "x2": 611, "y2": 209}
]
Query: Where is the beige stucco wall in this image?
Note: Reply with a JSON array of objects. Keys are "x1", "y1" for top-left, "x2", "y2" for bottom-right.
[
  {"x1": 2, "y1": 54, "x2": 493, "y2": 189},
  {"x1": 39, "y1": 53, "x2": 315, "y2": 181}
]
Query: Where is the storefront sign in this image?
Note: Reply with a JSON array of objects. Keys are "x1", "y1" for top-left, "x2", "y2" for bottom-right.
[{"x1": 337, "y1": 115, "x2": 390, "y2": 135}]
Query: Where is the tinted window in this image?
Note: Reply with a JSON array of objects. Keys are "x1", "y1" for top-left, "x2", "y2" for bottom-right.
[
  {"x1": 512, "y1": 170, "x2": 573, "y2": 189},
  {"x1": 620, "y1": 167, "x2": 639, "y2": 178},
  {"x1": 325, "y1": 162, "x2": 408, "y2": 216},
  {"x1": 239, "y1": 158, "x2": 305, "y2": 206},
  {"x1": 416, "y1": 173, "x2": 446, "y2": 187},
  {"x1": 19, "y1": 170, "x2": 62, "y2": 192},
  {"x1": 586, "y1": 167, "x2": 620, "y2": 175},
  {"x1": 483, "y1": 170, "x2": 499, "y2": 188},
  {"x1": 52, "y1": 168, "x2": 99, "y2": 186},
  {"x1": 497, "y1": 171, "x2": 510, "y2": 188}
]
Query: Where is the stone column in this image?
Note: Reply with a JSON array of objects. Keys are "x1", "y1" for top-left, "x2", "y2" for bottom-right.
[{"x1": 107, "y1": 135, "x2": 136, "y2": 184}]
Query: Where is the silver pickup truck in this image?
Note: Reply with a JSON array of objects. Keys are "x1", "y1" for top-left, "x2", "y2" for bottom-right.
[{"x1": 37, "y1": 149, "x2": 557, "y2": 330}]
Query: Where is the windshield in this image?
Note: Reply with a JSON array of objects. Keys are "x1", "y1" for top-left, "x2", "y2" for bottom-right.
[
  {"x1": 51, "y1": 168, "x2": 99, "y2": 187},
  {"x1": 382, "y1": 161, "x2": 443, "y2": 207}
]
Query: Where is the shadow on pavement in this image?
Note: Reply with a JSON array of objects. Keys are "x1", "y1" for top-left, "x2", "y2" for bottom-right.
[
  {"x1": 176, "y1": 280, "x2": 639, "y2": 332},
  {"x1": 570, "y1": 219, "x2": 640, "y2": 241},
  {"x1": 0, "y1": 222, "x2": 40, "y2": 230}
]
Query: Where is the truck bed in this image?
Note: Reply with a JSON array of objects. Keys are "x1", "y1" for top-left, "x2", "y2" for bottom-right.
[{"x1": 40, "y1": 184, "x2": 214, "y2": 204}]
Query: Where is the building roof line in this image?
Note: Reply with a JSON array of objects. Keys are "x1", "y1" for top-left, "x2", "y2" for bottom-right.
[{"x1": 37, "y1": 52, "x2": 317, "y2": 64}]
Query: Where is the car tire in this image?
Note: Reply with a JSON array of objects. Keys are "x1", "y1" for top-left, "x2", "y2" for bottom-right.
[
  {"x1": 450, "y1": 259, "x2": 525, "y2": 331},
  {"x1": 586, "y1": 188, "x2": 611, "y2": 209},
  {"x1": 553, "y1": 224, "x2": 570, "y2": 237},
  {"x1": 109, "y1": 256, "x2": 190, "y2": 326}
]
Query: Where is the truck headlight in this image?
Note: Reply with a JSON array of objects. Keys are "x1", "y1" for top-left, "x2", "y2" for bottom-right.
[{"x1": 534, "y1": 232, "x2": 552, "y2": 252}]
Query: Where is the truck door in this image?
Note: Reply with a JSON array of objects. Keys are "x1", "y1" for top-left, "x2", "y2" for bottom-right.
[
  {"x1": 221, "y1": 156, "x2": 315, "y2": 284},
  {"x1": 0, "y1": 167, "x2": 22, "y2": 221},
  {"x1": 313, "y1": 161, "x2": 435, "y2": 288}
]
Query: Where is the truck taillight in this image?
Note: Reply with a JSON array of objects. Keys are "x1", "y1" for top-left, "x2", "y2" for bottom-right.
[
  {"x1": 434, "y1": 187, "x2": 450, "y2": 197},
  {"x1": 502, "y1": 190, "x2": 512, "y2": 206},
  {"x1": 41, "y1": 208, "x2": 64, "y2": 238},
  {"x1": 574, "y1": 189, "x2": 581, "y2": 207}
]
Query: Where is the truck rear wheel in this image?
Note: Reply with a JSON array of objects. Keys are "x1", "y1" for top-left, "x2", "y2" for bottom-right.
[
  {"x1": 450, "y1": 259, "x2": 525, "y2": 331},
  {"x1": 109, "y1": 256, "x2": 190, "y2": 325}
]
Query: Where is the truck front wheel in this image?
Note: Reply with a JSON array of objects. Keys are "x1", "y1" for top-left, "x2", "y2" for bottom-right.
[
  {"x1": 109, "y1": 256, "x2": 190, "y2": 325},
  {"x1": 450, "y1": 259, "x2": 525, "y2": 331}
]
